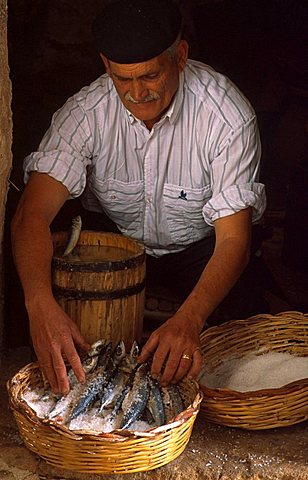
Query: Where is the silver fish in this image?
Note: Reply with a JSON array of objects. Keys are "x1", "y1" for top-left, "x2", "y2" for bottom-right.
[
  {"x1": 98, "y1": 341, "x2": 139, "y2": 413},
  {"x1": 108, "y1": 382, "x2": 132, "y2": 422},
  {"x1": 48, "y1": 355, "x2": 101, "y2": 421},
  {"x1": 121, "y1": 341, "x2": 139, "y2": 373},
  {"x1": 40, "y1": 351, "x2": 99, "y2": 404},
  {"x1": 48, "y1": 381, "x2": 85, "y2": 423},
  {"x1": 161, "y1": 384, "x2": 184, "y2": 423},
  {"x1": 63, "y1": 215, "x2": 82, "y2": 256},
  {"x1": 66, "y1": 338, "x2": 108, "y2": 384},
  {"x1": 68, "y1": 341, "x2": 126, "y2": 422},
  {"x1": 147, "y1": 376, "x2": 165, "y2": 426},
  {"x1": 98, "y1": 368, "x2": 128, "y2": 414},
  {"x1": 48, "y1": 342, "x2": 112, "y2": 422},
  {"x1": 119, "y1": 363, "x2": 150, "y2": 430},
  {"x1": 87, "y1": 339, "x2": 108, "y2": 357},
  {"x1": 96, "y1": 341, "x2": 113, "y2": 368},
  {"x1": 67, "y1": 355, "x2": 100, "y2": 387}
]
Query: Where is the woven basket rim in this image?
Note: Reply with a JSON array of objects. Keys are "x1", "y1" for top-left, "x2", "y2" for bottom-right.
[
  {"x1": 7, "y1": 361, "x2": 203, "y2": 442},
  {"x1": 199, "y1": 311, "x2": 308, "y2": 398},
  {"x1": 201, "y1": 310, "x2": 308, "y2": 337}
]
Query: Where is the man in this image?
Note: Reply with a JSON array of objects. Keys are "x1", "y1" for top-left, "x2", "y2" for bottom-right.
[{"x1": 11, "y1": 0, "x2": 266, "y2": 395}]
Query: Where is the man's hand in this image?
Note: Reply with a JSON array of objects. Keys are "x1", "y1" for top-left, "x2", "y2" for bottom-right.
[
  {"x1": 138, "y1": 311, "x2": 203, "y2": 386},
  {"x1": 28, "y1": 295, "x2": 90, "y2": 395}
]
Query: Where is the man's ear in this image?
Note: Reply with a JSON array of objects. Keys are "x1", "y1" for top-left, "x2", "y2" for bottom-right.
[
  {"x1": 175, "y1": 39, "x2": 189, "y2": 72},
  {"x1": 99, "y1": 53, "x2": 110, "y2": 74}
]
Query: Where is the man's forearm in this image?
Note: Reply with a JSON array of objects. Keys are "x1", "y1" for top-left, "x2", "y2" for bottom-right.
[
  {"x1": 11, "y1": 172, "x2": 70, "y2": 306},
  {"x1": 11, "y1": 212, "x2": 55, "y2": 305}
]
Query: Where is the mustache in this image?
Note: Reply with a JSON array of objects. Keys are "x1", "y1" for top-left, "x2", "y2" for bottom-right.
[{"x1": 124, "y1": 91, "x2": 160, "y2": 104}]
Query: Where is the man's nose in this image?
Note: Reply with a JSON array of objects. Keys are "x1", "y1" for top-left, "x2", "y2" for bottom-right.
[{"x1": 130, "y1": 80, "x2": 149, "y2": 102}]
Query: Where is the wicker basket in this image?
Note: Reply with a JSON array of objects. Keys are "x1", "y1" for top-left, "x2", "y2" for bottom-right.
[
  {"x1": 7, "y1": 362, "x2": 202, "y2": 474},
  {"x1": 199, "y1": 311, "x2": 308, "y2": 430}
]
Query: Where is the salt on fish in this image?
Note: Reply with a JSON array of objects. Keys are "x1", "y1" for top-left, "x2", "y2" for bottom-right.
[
  {"x1": 22, "y1": 388, "x2": 56, "y2": 418},
  {"x1": 21, "y1": 339, "x2": 188, "y2": 434}
]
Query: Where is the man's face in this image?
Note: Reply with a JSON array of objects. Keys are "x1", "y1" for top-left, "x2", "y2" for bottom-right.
[{"x1": 101, "y1": 40, "x2": 188, "y2": 129}]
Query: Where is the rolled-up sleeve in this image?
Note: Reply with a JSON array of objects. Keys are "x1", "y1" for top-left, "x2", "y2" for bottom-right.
[
  {"x1": 23, "y1": 95, "x2": 93, "y2": 198},
  {"x1": 203, "y1": 115, "x2": 266, "y2": 225}
]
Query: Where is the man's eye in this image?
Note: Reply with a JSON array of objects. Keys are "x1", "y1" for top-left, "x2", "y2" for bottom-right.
[{"x1": 144, "y1": 74, "x2": 158, "y2": 80}]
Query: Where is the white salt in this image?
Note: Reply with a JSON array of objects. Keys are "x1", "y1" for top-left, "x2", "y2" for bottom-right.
[
  {"x1": 22, "y1": 388, "x2": 56, "y2": 418},
  {"x1": 68, "y1": 409, "x2": 151, "y2": 433},
  {"x1": 199, "y1": 352, "x2": 308, "y2": 392},
  {"x1": 22, "y1": 389, "x2": 152, "y2": 433},
  {"x1": 69, "y1": 408, "x2": 117, "y2": 433}
]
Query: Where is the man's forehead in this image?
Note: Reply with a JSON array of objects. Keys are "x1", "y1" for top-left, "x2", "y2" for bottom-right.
[{"x1": 109, "y1": 55, "x2": 165, "y2": 77}]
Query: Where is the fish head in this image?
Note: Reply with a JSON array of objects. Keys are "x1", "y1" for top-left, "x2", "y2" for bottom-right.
[
  {"x1": 129, "y1": 341, "x2": 139, "y2": 360},
  {"x1": 136, "y1": 362, "x2": 149, "y2": 377},
  {"x1": 120, "y1": 341, "x2": 139, "y2": 373},
  {"x1": 83, "y1": 355, "x2": 99, "y2": 373},
  {"x1": 113, "y1": 340, "x2": 126, "y2": 364},
  {"x1": 72, "y1": 215, "x2": 82, "y2": 229},
  {"x1": 97, "y1": 341, "x2": 113, "y2": 367},
  {"x1": 88, "y1": 339, "x2": 107, "y2": 357}
]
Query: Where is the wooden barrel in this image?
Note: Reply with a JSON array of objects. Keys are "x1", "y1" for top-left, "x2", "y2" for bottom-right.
[{"x1": 52, "y1": 231, "x2": 145, "y2": 349}]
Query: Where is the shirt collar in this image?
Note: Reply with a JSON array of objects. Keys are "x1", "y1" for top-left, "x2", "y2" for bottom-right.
[{"x1": 125, "y1": 71, "x2": 185, "y2": 126}]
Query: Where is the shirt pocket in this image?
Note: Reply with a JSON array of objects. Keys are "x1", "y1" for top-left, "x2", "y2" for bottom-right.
[
  {"x1": 90, "y1": 177, "x2": 144, "y2": 234},
  {"x1": 163, "y1": 183, "x2": 212, "y2": 244}
]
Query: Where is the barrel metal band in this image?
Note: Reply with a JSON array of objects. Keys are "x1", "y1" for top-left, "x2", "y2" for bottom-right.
[
  {"x1": 52, "y1": 252, "x2": 145, "y2": 273},
  {"x1": 53, "y1": 279, "x2": 145, "y2": 300}
]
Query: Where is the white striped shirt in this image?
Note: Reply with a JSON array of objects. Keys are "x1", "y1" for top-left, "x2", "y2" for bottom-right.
[{"x1": 24, "y1": 59, "x2": 266, "y2": 257}]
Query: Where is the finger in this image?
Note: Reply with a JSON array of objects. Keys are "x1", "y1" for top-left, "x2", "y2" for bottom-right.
[
  {"x1": 51, "y1": 348, "x2": 71, "y2": 395},
  {"x1": 70, "y1": 324, "x2": 91, "y2": 353},
  {"x1": 38, "y1": 354, "x2": 60, "y2": 394},
  {"x1": 158, "y1": 348, "x2": 184, "y2": 386},
  {"x1": 171, "y1": 354, "x2": 193, "y2": 384},
  {"x1": 137, "y1": 333, "x2": 160, "y2": 363},
  {"x1": 62, "y1": 339, "x2": 86, "y2": 385},
  {"x1": 187, "y1": 348, "x2": 204, "y2": 380},
  {"x1": 151, "y1": 343, "x2": 172, "y2": 381}
]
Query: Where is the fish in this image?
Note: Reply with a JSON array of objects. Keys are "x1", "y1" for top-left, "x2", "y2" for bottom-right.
[
  {"x1": 67, "y1": 354, "x2": 100, "y2": 387},
  {"x1": 66, "y1": 339, "x2": 113, "y2": 387},
  {"x1": 68, "y1": 341, "x2": 126, "y2": 422},
  {"x1": 98, "y1": 341, "x2": 139, "y2": 413},
  {"x1": 120, "y1": 341, "x2": 139, "y2": 374},
  {"x1": 87, "y1": 339, "x2": 108, "y2": 357},
  {"x1": 62, "y1": 215, "x2": 82, "y2": 256},
  {"x1": 48, "y1": 380, "x2": 85, "y2": 423},
  {"x1": 40, "y1": 347, "x2": 100, "y2": 404},
  {"x1": 47, "y1": 350, "x2": 102, "y2": 421},
  {"x1": 96, "y1": 341, "x2": 113, "y2": 368},
  {"x1": 146, "y1": 375, "x2": 165, "y2": 426},
  {"x1": 47, "y1": 342, "x2": 112, "y2": 422},
  {"x1": 27, "y1": 338, "x2": 187, "y2": 433},
  {"x1": 161, "y1": 384, "x2": 184, "y2": 423},
  {"x1": 119, "y1": 363, "x2": 150, "y2": 430}
]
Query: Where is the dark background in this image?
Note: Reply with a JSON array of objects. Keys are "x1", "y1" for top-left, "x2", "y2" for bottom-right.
[{"x1": 5, "y1": 0, "x2": 308, "y2": 346}]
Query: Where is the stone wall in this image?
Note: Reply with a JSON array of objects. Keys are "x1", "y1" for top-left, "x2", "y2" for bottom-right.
[{"x1": 0, "y1": 0, "x2": 12, "y2": 355}]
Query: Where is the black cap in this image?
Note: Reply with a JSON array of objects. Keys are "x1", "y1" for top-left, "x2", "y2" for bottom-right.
[{"x1": 92, "y1": 0, "x2": 182, "y2": 64}]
